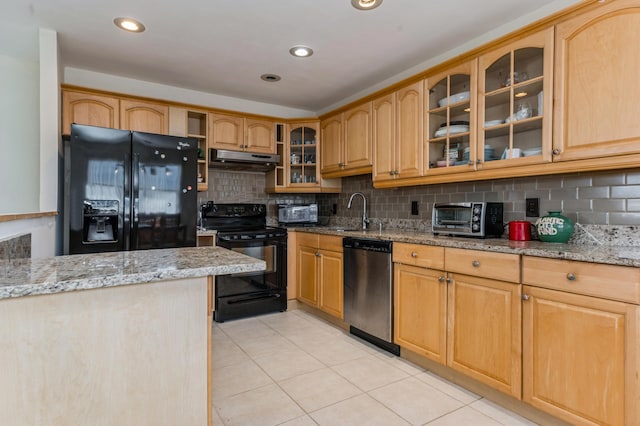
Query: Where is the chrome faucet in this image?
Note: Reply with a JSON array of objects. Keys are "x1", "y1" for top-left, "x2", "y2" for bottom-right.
[{"x1": 347, "y1": 192, "x2": 369, "y2": 230}]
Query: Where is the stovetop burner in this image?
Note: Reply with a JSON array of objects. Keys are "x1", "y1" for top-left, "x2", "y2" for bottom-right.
[{"x1": 201, "y1": 202, "x2": 287, "y2": 240}]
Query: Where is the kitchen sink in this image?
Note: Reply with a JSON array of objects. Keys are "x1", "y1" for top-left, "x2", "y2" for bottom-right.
[{"x1": 322, "y1": 227, "x2": 362, "y2": 232}]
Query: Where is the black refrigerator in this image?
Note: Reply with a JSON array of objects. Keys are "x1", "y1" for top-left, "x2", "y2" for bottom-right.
[{"x1": 63, "y1": 124, "x2": 198, "y2": 254}]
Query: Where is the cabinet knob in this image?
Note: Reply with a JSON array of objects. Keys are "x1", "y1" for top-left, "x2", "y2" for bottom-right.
[
  {"x1": 315, "y1": 252, "x2": 321, "y2": 257},
  {"x1": 552, "y1": 148, "x2": 560, "y2": 156},
  {"x1": 446, "y1": 277, "x2": 452, "y2": 285},
  {"x1": 468, "y1": 161, "x2": 474, "y2": 166},
  {"x1": 438, "y1": 276, "x2": 445, "y2": 283},
  {"x1": 339, "y1": 163, "x2": 345, "y2": 168},
  {"x1": 472, "y1": 260, "x2": 480, "y2": 267},
  {"x1": 411, "y1": 252, "x2": 418, "y2": 258},
  {"x1": 522, "y1": 294, "x2": 530, "y2": 301},
  {"x1": 566, "y1": 273, "x2": 576, "y2": 281},
  {"x1": 389, "y1": 171, "x2": 394, "y2": 176}
]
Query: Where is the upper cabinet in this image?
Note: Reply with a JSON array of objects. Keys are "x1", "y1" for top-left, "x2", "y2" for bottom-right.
[
  {"x1": 208, "y1": 112, "x2": 245, "y2": 151},
  {"x1": 477, "y1": 28, "x2": 554, "y2": 170},
  {"x1": 373, "y1": 81, "x2": 423, "y2": 182},
  {"x1": 119, "y1": 98, "x2": 169, "y2": 134},
  {"x1": 209, "y1": 112, "x2": 275, "y2": 154},
  {"x1": 169, "y1": 107, "x2": 209, "y2": 192},
  {"x1": 424, "y1": 60, "x2": 477, "y2": 175},
  {"x1": 245, "y1": 118, "x2": 276, "y2": 154},
  {"x1": 553, "y1": 0, "x2": 640, "y2": 162},
  {"x1": 62, "y1": 90, "x2": 120, "y2": 134},
  {"x1": 320, "y1": 102, "x2": 373, "y2": 178}
]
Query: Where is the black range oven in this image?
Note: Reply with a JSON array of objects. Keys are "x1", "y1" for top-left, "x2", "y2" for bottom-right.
[{"x1": 201, "y1": 202, "x2": 287, "y2": 322}]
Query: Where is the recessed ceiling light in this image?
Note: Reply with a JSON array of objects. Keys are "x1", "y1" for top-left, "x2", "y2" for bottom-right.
[
  {"x1": 289, "y1": 45, "x2": 313, "y2": 58},
  {"x1": 261, "y1": 74, "x2": 282, "y2": 82},
  {"x1": 114, "y1": 17, "x2": 146, "y2": 33},
  {"x1": 351, "y1": 0, "x2": 383, "y2": 10}
]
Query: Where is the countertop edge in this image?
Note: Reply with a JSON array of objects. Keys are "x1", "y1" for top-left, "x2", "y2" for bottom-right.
[{"x1": 290, "y1": 228, "x2": 640, "y2": 268}]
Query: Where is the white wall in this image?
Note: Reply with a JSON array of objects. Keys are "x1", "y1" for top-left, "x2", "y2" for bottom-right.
[
  {"x1": 0, "y1": 28, "x2": 59, "y2": 258},
  {"x1": 64, "y1": 68, "x2": 316, "y2": 119},
  {"x1": 0, "y1": 53, "x2": 40, "y2": 214}
]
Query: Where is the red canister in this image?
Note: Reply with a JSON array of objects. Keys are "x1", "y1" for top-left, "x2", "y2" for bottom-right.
[{"x1": 509, "y1": 221, "x2": 532, "y2": 241}]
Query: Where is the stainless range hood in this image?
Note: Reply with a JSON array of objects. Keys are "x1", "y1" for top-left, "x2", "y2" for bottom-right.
[{"x1": 209, "y1": 148, "x2": 280, "y2": 172}]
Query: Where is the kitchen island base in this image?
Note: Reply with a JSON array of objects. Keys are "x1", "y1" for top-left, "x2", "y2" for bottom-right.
[{"x1": 0, "y1": 277, "x2": 210, "y2": 426}]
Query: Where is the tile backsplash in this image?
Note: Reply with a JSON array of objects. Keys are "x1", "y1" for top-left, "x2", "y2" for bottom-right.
[{"x1": 201, "y1": 167, "x2": 640, "y2": 245}]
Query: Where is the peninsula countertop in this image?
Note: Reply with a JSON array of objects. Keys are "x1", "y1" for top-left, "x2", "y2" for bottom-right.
[
  {"x1": 291, "y1": 227, "x2": 640, "y2": 268},
  {"x1": 0, "y1": 246, "x2": 265, "y2": 300}
]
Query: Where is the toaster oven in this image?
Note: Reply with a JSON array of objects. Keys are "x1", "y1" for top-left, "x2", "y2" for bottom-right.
[{"x1": 432, "y1": 202, "x2": 504, "y2": 237}]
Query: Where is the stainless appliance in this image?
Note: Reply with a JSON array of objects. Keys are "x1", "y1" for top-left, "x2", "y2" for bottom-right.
[
  {"x1": 343, "y1": 237, "x2": 399, "y2": 355},
  {"x1": 63, "y1": 124, "x2": 198, "y2": 254},
  {"x1": 432, "y1": 202, "x2": 504, "y2": 237},
  {"x1": 278, "y1": 204, "x2": 318, "y2": 226},
  {"x1": 209, "y1": 148, "x2": 280, "y2": 171},
  {"x1": 201, "y1": 203, "x2": 287, "y2": 322}
]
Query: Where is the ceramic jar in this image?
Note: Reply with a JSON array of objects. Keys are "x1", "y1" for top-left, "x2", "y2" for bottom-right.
[{"x1": 535, "y1": 211, "x2": 574, "y2": 243}]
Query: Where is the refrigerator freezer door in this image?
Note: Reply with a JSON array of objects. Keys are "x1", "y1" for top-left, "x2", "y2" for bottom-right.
[
  {"x1": 131, "y1": 132, "x2": 198, "y2": 250},
  {"x1": 65, "y1": 124, "x2": 131, "y2": 254}
]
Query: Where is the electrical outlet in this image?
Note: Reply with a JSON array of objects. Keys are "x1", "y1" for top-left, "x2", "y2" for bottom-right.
[
  {"x1": 526, "y1": 198, "x2": 539, "y2": 217},
  {"x1": 411, "y1": 201, "x2": 419, "y2": 215},
  {"x1": 332, "y1": 203, "x2": 337, "y2": 215}
]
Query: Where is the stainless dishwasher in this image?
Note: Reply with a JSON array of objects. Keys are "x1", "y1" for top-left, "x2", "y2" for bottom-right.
[{"x1": 343, "y1": 237, "x2": 400, "y2": 355}]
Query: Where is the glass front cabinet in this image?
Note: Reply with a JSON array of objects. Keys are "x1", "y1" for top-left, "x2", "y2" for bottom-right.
[
  {"x1": 477, "y1": 28, "x2": 554, "y2": 170},
  {"x1": 424, "y1": 61, "x2": 476, "y2": 175},
  {"x1": 288, "y1": 122, "x2": 320, "y2": 188}
]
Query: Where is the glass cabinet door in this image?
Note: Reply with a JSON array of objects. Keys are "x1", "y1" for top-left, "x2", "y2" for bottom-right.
[
  {"x1": 478, "y1": 28, "x2": 553, "y2": 168},
  {"x1": 289, "y1": 124, "x2": 318, "y2": 186},
  {"x1": 425, "y1": 61, "x2": 476, "y2": 174}
]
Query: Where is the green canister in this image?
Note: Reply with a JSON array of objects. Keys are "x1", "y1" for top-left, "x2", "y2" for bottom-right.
[{"x1": 535, "y1": 211, "x2": 574, "y2": 243}]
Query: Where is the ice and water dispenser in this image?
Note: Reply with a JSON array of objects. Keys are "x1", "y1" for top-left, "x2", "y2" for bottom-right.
[{"x1": 82, "y1": 200, "x2": 119, "y2": 243}]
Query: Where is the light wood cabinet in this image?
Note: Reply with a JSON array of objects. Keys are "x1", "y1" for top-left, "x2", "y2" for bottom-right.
[
  {"x1": 553, "y1": 0, "x2": 640, "y2": 162},
  {"x1": 208, "y1": 112, "x2": 245, "y2": 151},
  {"x1": 62, "y1": 90, "x2": 120, "y2": 134},
  {"x1": 394, "y1": 244, "x2": 521, "y2": 398},
  {"x1": 477, "y1": 28, "x2": 554, "y2": 171},
  {"x1": 521, "y1": 255, "x2": 640, "y2": 425},
  {"x1": 209, "y1": 113, "x2": 275, "y2": 154},
  {"x1": 169, "y1": 107, "x2": 209, "y2": 191},
  {"x1": 374, "y1": 81, "x2": 423, "y2": 182},
  {"x1": 321, "y1": 103, "x2": 373, "y2": 177},
  {"x1": 522, "y1": 285, "x2": 639, "y2": 425},
  {"x1": 120, "y1": 98, "x2": 169, "y2": 134},
  {"x1": 447, "y1": 272, "x2": 522, "y2": 398},
  {"x1": 424, "y1": 60, "x2": 477, "y2": 175},
  {"x1": 295, "y1": 233, "x2": 344, "y2": 318},
  {"x1": 394, "y1": 263, "x2": 447, "y2": 364}
]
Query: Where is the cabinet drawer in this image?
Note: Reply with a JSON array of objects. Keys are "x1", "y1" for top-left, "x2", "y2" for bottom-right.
[
  {"x1": 393, "y1": 243, "x2": 444, "y2": 269},
  {"x1": 522, "y1": 256, "x2": 640, "y2": 304},
  {"x1": 445, "y1": 248, "x2": 520, "y2": 283},
  {"x1": 297, "y1": 232, "x2": 319, "y2": 248},
  {"x1": 318, "y1": 235, "x2": 344, "y2": 253}
]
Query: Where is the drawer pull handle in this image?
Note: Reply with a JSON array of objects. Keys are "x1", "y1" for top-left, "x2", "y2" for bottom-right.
[
  {"x1": 438, "y1": 276, "x2": 445, "y2": 283},
  {"x1": 566, "y1": 273, "x2": 576, "y2": 281},
  {"x1": 411, "y1": 252, "x2": 418, "y2": 258},
  {"x1": 472, "y1": 260, "x2": 480, "y2": 267}
]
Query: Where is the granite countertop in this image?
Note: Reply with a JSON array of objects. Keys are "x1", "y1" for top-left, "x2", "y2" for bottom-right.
[
  {"x1": 0, "y1": 246, "x2": 265, "y2": 300},
  {"x1": 293, "y1": 228, "x2": 640, "y2": 268}
]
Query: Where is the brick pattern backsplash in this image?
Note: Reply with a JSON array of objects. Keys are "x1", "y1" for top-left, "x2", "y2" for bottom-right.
[
  {"x1": 317, "y1": 169, "x2": 640, "y2": 226},
  {"x1": 199, "y1": 168, "x2": 640, "y2": 230},
  {"x1": 201, "y1": 169, "x2": 316, "y2": 219}
]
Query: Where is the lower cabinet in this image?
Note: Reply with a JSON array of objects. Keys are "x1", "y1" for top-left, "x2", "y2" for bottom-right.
[
  {"x1": 522, "y1": 256, "x2": 640, "y2": 425},
  {"x1": 394, "y1": 244, "x2": 522, "y2": 398},
  {"x1": 296, "y1": 233, "x2": 344, "y2": 319}
]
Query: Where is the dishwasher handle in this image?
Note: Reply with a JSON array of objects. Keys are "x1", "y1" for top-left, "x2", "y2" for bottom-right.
[{"x1": 343, "y1": 237, "x2": 392, "y2": 253}]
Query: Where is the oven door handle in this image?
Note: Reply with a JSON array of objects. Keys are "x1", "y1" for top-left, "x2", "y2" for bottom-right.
[{"x1": 227, "y1": 293, "x2": 281, "y2": 305}]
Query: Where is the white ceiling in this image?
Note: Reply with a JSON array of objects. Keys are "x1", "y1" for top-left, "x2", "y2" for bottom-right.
[{"x1": 3, "y1": 0, "x2": 579, "y2": 113}]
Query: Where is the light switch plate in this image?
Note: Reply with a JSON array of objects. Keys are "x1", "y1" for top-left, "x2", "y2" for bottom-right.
[{"x1": 526, "y1": 198, "x2": 539, "y2": 217}]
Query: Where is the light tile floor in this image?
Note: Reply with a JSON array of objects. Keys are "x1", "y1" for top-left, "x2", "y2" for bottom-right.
[{"x1": 212, "y1": 310, "x2": 538, "y2": 426}]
